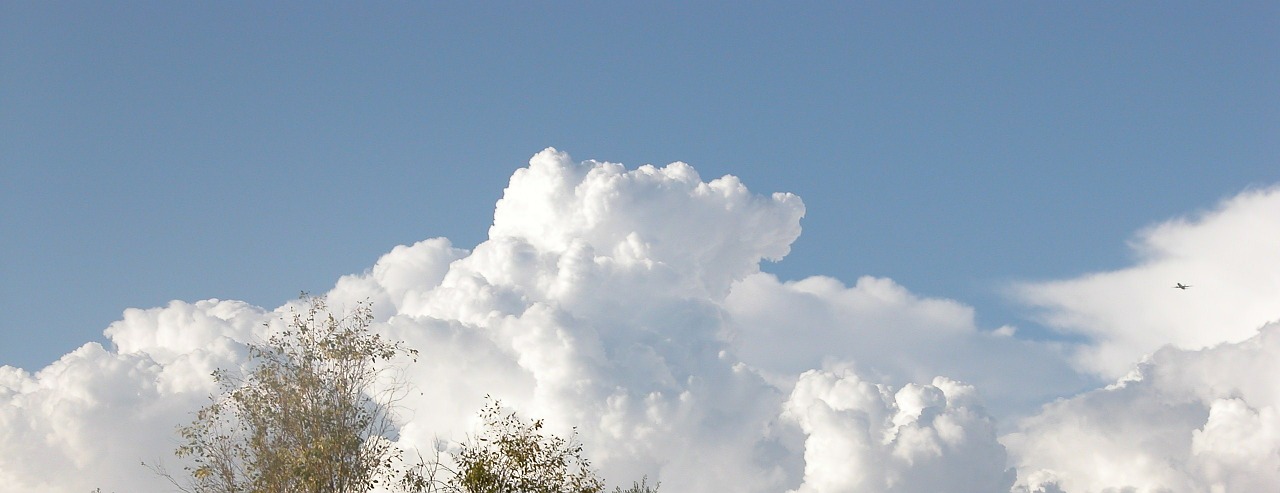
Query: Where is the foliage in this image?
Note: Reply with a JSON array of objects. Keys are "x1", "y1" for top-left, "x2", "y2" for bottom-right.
[
  {"x1": 165, "y1": 295, "x2": 421, "y2": 493},
  {"x1": 159, "y1": 294, "x2": 659, "y2": 493},
  {"x1": 450, "y1": 398, "x2": 606, "y2": 493},
  {"x1": 611, "y1": 476, "x2": 659, "y2": 493}
]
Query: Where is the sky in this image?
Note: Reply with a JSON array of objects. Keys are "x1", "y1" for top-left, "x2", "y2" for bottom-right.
[{"x1": 2, "y1": 3, "x2": 1279, "y2": 492}]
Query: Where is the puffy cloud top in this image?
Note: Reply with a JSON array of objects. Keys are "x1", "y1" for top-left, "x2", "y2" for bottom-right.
[
  {"x1": 490, "y1": 148, "x2": 805, "y2": 299},
  {"x1": 784, "y1": 368, "x2": 1014, "y2": 493},
  {"x1": 1007, "y1": 322, "x2": 1280, "y2": 493}
]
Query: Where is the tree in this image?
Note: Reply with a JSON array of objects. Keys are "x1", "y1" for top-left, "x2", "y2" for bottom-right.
[
  {"x1": 450, "y1": 399, "x2": 605, "y2": 493},
  {"x1": 160, "y1": 295, "x2": 658, "y2": 493},
  {"x1": 165, "y1": 295, "x2": 421, "y2": 493},
  {"x1": 611, "y1": 477, "x2": 659, "y2": 493}
]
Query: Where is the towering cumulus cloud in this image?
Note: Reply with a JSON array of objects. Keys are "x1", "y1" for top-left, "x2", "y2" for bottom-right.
[
  {"x1": 2, "y1": 149, "x2": 1277, "y2": 492},
  {"x1": 328, "y1": 149, "x2": 811, "y2": 490}
]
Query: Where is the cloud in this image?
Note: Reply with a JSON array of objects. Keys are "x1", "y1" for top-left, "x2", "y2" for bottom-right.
[
  {"x1": 330, "y1": 149, "x2": 809, "y2": 490},
  {"x1": 0, "y1": 149, "x2": 819, "y2": 492},
  {"x1": 486, "y1": 150, "x2": 805, "y2": 299},
  {"x1": 783, "y1": 368, "x2": 1014, "y2": 493},
  {"x1": 724, "y1": 273, "x2": 1091, "y2": 418},
  {"x1": 1003, "y1": 185, "x2": 1280, "y2": 492},
  {"x1": 1006, "y1": 321, "x2": 1280, "y2": 493},
  {"x1": 1013, "y1": 186, "x2": 1280, "y2": 377},
  {"x1": 0, "y1": 300, "x2": 264, "y2": 492},
  {"x1": 3, "y1": 149, "x2": 1276, "y2": 492}
]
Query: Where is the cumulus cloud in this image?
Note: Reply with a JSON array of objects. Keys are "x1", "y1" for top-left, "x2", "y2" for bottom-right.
[
  {"x1": 783, "y1": 368, "x2": 1014, "y2": 493},
  {"x1": 1002, "y1": 185, "x2": 1280, "y2": 492},
  {"x1": 2, "y1": 149, "x2": 1276, "y2": 492},
  {"x1": 330, "y1": 149, "x2": 810, "y2": 490},
  {"x1": 1006, "y1": 321, "x2": 1280, "y2": 493},
  {"x1": 0, "y1": 300, "x2": 266, "y2": 492},
  {"x1": 1014, "y1": 186, "x2": 1280, "y2": 377},
  {"x1": 0, "y1": 149, "x2": 819, "y2": 492},
  {"x1": 725, "y1": 273, "x2": 1090, "y2": 417}
]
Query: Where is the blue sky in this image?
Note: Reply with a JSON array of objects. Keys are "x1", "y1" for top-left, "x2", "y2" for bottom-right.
[{"x1": 2, "y1": 1, "x2": 1277, "y2": 372}]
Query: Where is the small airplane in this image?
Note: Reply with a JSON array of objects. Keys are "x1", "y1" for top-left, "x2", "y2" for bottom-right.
[{"x1": 1174, "y1": 283, "x2": 1192, "y2": 290}]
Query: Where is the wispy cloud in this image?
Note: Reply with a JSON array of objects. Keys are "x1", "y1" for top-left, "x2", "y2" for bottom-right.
[{"x1": 1013, "y1": 185, "x2": 1280, "y2": 377}]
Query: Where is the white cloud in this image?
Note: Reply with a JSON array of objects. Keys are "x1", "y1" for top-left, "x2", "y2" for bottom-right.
[
  {"x1": 0, "y1": 305, "x2": 259, "y2": 493},
  {"x1": 783, "y1": 368, "x2": 1014, "y2": 493},
  {"x1": 487, "y1": 149, "x2": 805, "y2": 299},
  {"x1": 2, "y1": 149, "x2": 1276, "y2": 492},
  {"x1": 724, "y1": 273, "x2": 1090, "y2": 418},
  {"x1": 1003, "y1": 185, "x2": 1280, "y2": 492},
  {"x1": 1007, "y1": 321, "x2": 1280, "y2": 493},
  {"x1": 332, "y1": 149, "x2": 809, "y2": 491},
  {"x1": 0, "y1": 149, "x2": 814, "y2": 492},
  {"x1": 1014, "y1": 186, "x2": 1280, "y2": 377}
]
